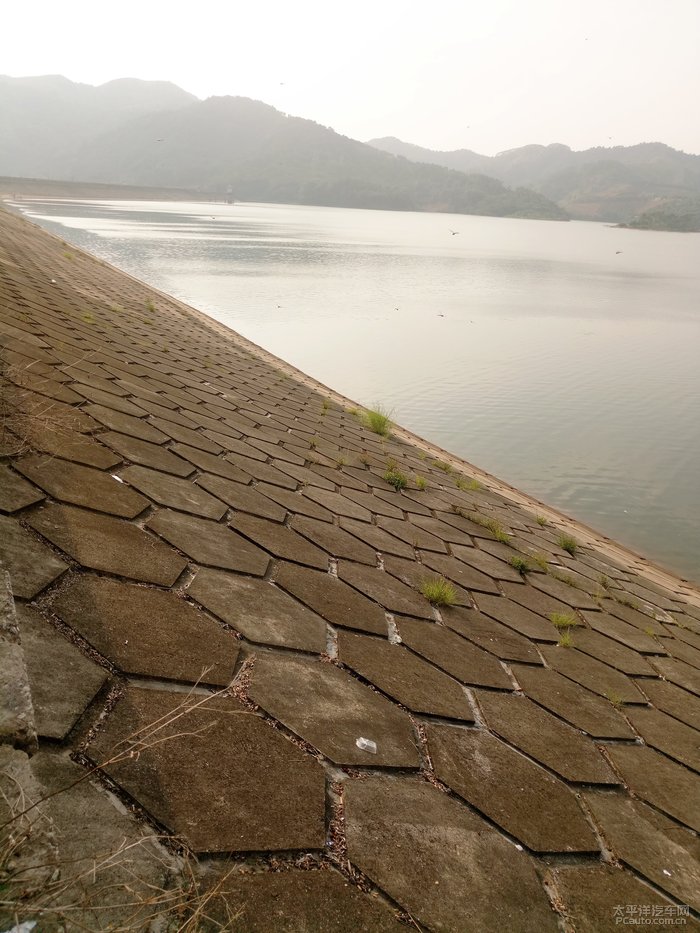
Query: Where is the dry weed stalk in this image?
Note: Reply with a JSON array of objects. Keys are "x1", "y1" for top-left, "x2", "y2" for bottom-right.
[
  {"x1": 0, "y1": 349, "x2": 99, "y2": 458},
  {"x1": 1, "y1": 676, "x2": 245, "y2": 930}
]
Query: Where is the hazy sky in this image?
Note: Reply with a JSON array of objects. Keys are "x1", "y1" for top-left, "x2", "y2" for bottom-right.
[{"x1": 4, "y1": 0, "x2": 699, "y2": 155}]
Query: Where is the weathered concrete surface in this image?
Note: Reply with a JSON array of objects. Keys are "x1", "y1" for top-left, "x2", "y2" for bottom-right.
[
  {"x1": 345, "y1": 774, "x2": 558, "y2": 933},
  {"x1": 17, "y1": 603, "x2": 108, "y2": 739},
  {"x1": 198, "y1": 867, "x2": 408, "y2": 931},
  {"x1": 50, "y1": 575, "x2": 239, "y2": 685},
  {"x1": 2, "y1": 204, "x2": 700, "y2": 929},
  {"x1": 0, "y1": 570, "x2": 36, "y2": 751},
  {"x1": 91, "y1": 687, "x2": 327, "y2": 853},
  {"x1": 0, "y1": 746, "x2": 175, "y2": 931}
]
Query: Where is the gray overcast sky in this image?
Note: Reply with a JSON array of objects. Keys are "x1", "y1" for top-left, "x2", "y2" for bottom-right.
[{"x1": 4, "y1": 0, "x2": 699, "y2": 155}]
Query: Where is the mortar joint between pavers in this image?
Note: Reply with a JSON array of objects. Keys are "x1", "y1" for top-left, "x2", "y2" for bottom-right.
[{"x1": 540, "y1": 868, "x2": 576, "y2": 933}]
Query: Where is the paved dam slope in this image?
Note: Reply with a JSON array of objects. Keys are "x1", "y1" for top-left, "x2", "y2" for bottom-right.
[{"x1": 1, "y1": 206, "x2": 699, "y2": 931}]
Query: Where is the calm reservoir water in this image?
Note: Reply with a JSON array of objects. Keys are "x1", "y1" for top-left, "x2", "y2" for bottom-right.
[{"x1": 12, "y1": 198, "x2": 700, "y2": 582}]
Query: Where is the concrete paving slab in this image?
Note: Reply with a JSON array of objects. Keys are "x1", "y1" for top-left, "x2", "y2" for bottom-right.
[
  {"x1": 396, "y1": 617, "x2": 512, "y2": 689},
  {"x1": 16, "y1": 454, "x2": 149, "y2": 518},
  {"x1": 17, "y1": 603, "x2": 107, "y2": 738},
  {"x1": 51, "y1": 575, "x2": 239, "y2": 685},
  {"x1": 426, "y1": 723, "x2": 598, "y2": 853},
  {"x1": 91, "y1": 687, "x2": 326, "y2": 853},
  {"x1": 188, "y1": 567, "x2": 327, "y2": 652},
  {"x1": 200, "y1": 868, "x2": 407, "y2": 931},
  {"x1": 475, "y1": 690, "x2": 617, "y2": 784},
  {"x1": 338, "y1": 630, "x2": 473, "y2": 719},
  {"x1": 584, "y1": 793, "x2": 700, "y2": 911},
  {"x1": 606, "y1": 743, "x2": 700, "y2": 831},
  {"x1": 0, "y1": 463, "x2": 45, "y2": 512},
  {"x1": 0, "y1": 514, "x2": 68, "y2": 598},
  {"x1": 345, "y1": 774, "x2": 558, "y2": 933},
  {"x1": 249, "y1": 654, "x2": 418, "y2": 767},
  {"x1": 27, "y1": 502, "x2": 187, "y2": 585},
  {"x1": 553, "y1": 866, "x2": 700, "y2": 933},
  {"x1": 147, "y1": 509, "x2": 270, "y2": 575}
]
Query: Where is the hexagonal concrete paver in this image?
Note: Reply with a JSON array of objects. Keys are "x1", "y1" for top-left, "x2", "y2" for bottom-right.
[
  {"x1": 27, "y1": 503, "x2": 187, "y2": 586},
  {"x1": 419, "y1": 550, "x2": 500, "y2": 594},
  {"x1": 84, "y1": 403, "x2": 169, "y2": 443},
  {"x1": 449, "y1": 543, "x2": 524, "y2": 582},
  {"x1": 248, "y1": 654, "x2": 418, "y2": 767},
  {"x1": 501, "y1": 581, "x2": 575, "y2": 620},
  {"x1": 100, "y1": 431, "x2": 194, "y2": 477},
  {"x1": 409, "y1": 514, "x2": 475, "y2": 546},
  {"x1": 22, "y1": 746, "x2": 176, "y2": 928},
  {"x1": 275, "y1": 562, "x2": 387, "y2": 635},
  {"x1": 91, "y1": 687, "x2": 326, "y2": 853},
  {"x1": 513, "y1": 666, "x2": 635, "y2": 739},
  {"x1": 584, "y1": 793, "x2": 700, "y2": 911},
  {"x1": 345, "y1": 774, "x2": 558, "y2": 933},
  {"x1": 442, "y1": 606, "x2": 542, "y2": 664},
  {"x1": 343, "y1": 488, "x2": 403, "y2": 519},
  {"x1": 120, "y1": 464, "x2": 227, "y2": 519},
  {"x1": 475, "y1": 691, "x2": 617, "y2": 784},
  {"x1": 224, "y1": 453, "x2": 297, "y2": 489},
  {"x1": 540, "y1": 645, "x2": 645, "y2": 703},
  {"x1": 230, "y1": 514, "x2": 328, "y2": 570},
  {"x1": 17, "y1": 604, "x2": 108, "y2": 738},
  {"x1": 147, "y1": 510, "x2": 270, "y2": 575},
  {"x1": 0, "y1": 514, "x2": 68, "y2": 598},
  {"x1": 200, "y1": 868, "x2": 407, "y2": 931},
  {"x1": 170, "y1": 443, "x2": 251, "y2": 482},
  {"x1": 624, "y1": 706, "x2": 700, "y2": 771},
  {"x1": 9, "y1": 418, "x2": 121, "y2": 468},
  {"x1": 553, "y1": 866, "x2": 700, "y2": 933},
  {"x1": 71, "y1": 383, "x2": 147, "y2": 415},
  {"x1": 426, "y1": 724, "x2": 598, "y2": 853},
  {"x1": 383, "y1": 555, "x2": 472, "y2": 607},
  {"x1": 188, "y1": 567, "x2": 327, "y2": 652},
  {"x1": 666, "y1": 636, "x2": 700, "y2": 670},
  {"x1": 651, "y1": 656, "x2": 700, "y2": 696},
  {"x1": 396, "y1": 617, "x2": 512, "y2": 689},
  {"x1": 196, "y1": 474, "x2": 287, "y2": 521},
  {"x1": 338, "y1": 518, "x2": 414, "y2": 559},
  {"x1": 302, "y1": 488, "x2": 372, "y2": 522},
  {"x1": 376, "y1": 516, "x2": 448, "y2": 553},
  {"x1": 475, "y1": 594, "x2": 559, "y2": 642},
  {"x1": 338, "y1": 562, "x2": 433, "y2": 619},
  {"x1": 338, "y1": 631, "x2": 473, "y2": 720},
  {"x1": 148, "y1": 416, "x2": 223, "y2": 453},
  {"x1": 0, "y1": 463, "x2": 45, "y2": 512},
  {"x1": 291, "y1": 515, "x2": 376, "y2": 565},
  {"x1": 16, "y1": 454, "x2": 149, "y2": 518},
  {"x1": 638, "y1": 678, "x2": 700, "y2": 730},
  {"x1": 50, "y1": 575, "x2": 239, "y2": 685},
  {"x1": 529, "y1": 571, "x2": 599, "y2": 610},
  {"x1": 257, "y1": 484, "x2": 333, "y2": 522},
  {"x1": 581, "y1": 609, "x2": 661, "y2": 654},
  {"x1": 572, "y1": 627, "x2": 656, "y2": 676},
  {"x1": 605, "y1": 744, "x2": 700, "y2": 832}
]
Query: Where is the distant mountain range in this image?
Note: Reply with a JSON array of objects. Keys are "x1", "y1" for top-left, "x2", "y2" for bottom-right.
[
  {"x1": 369, "y1": 137, "x2": 700, "y2": 228},
  {"x1": 0, "y1": 75, "x2": 564, "y2": 220},
  {"x1": 1, "y1": 75, "x2": 697, "y2": 228}
]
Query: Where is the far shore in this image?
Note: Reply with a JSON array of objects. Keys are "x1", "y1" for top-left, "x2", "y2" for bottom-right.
[{"x1": 0, "y1": 175, "x2": 214, "y2": 202}]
